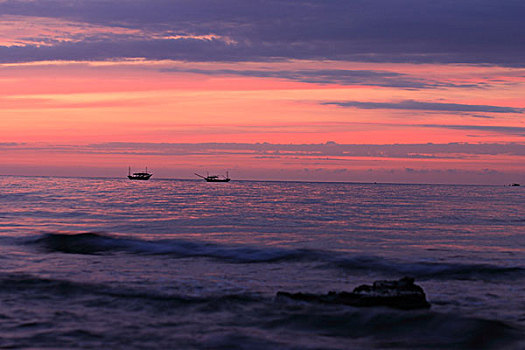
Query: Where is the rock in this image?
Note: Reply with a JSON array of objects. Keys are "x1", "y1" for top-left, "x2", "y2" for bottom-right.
[{"x1": 276, "y1": 277, "x2": 430, "y2": 310}]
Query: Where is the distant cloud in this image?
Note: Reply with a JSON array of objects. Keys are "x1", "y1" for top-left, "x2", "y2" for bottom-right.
[
  {"x1": 0, "y1": 14, "x2": 235, "y2": 48},
  {"x1": 6, "y1": 141, "x2": 523, "y2": 159},
  {"x1": 0, "y1": 15, "x2": 141, "y2": 48},
  {"x1": 0, "y1": 142, "x2": 21, "y2": 147},
  {"x1": 0, "y1": 0, "x2": 524, "y2": 66},
  {"x1": 2, "y1": 141, "x2": 523, "y2": 183},
  {"x1": 323, "y1": 100, "x2": 524, "y2": 114},
  {"x1": 161, "y1": 68, "x2": 482, "y2": 89},
  {"x1": 469, "y1": 115, "x2": 496, "y2": 119},
  {"x1": 420, "y1": 124, "x2": 525, "y2": 136},
  {"x1": 402, "y1": 167, "x2": 504, "y2": 176}
]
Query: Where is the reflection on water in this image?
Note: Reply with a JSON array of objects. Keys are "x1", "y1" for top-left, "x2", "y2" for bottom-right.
[
  {"x1": 0, "y1": 176, "x2": 523, "y2": 349},
  {"x1": 0, "y1": 176, "x2": 522, "y2": 257}
]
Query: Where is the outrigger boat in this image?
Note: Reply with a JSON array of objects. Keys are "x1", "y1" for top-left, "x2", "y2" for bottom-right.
[
  {"x1": 128, "y1": 167, "x2": 152, "y2": 180},
  {"x1": 195, "y1": 171, "x2": 230, "y2": 182}
]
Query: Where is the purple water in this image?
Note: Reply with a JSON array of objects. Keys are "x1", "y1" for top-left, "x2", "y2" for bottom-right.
[{"x1": 0, "y1": 176, "x2": 523, "y2": 349}]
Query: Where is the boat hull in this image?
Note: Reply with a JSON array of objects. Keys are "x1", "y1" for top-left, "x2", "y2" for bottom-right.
[
  {"x1": 195, "y1": 172, "x2": 230, "y2": 182},
  {"x1": 128, "y1": 175, "x2": 152, "y2": 180}
]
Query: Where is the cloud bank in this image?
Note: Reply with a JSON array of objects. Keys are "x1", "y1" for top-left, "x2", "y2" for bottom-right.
[
  {"x1": 2, "y1": 141, "x2": 523, "y2": 184},
  {"x1": 1, "y1": 0, "x2": 524, "y2": 66},
  {"x1": 3, "y1": 141, "x2": 524, "y2": 159}
]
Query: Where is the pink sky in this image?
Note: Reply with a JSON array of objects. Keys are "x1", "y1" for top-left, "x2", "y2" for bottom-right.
[{"x1": 1, "y1": 5, "x2": 524, "y2": 184}]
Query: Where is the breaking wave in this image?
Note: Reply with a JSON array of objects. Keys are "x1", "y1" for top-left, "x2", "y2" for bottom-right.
[
  {"x1": 28, "y1": 232, "x2": 321, "y2": 262},
  {"x1": 27, "y1": 232, "x2": 525, "y2": 281}
]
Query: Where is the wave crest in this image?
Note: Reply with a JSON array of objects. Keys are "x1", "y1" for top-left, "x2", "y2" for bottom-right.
[
  {"x1": 332, "y1": 256, "x2": 525, "y2": 280},
  {"x1": 28, "y1": 232, "x2": 321, "y2": 262},
  {"x1": 27, "y1": 232, "x2": 525, "y2": 281}
]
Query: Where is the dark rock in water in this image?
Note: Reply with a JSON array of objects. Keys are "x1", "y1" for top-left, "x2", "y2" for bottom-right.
[{"x1": 276, "y1": 277, "x2": 430, "y2": 310}]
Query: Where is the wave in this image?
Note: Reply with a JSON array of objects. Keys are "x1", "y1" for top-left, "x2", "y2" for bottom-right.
[
  {"x1": 0, "y1": 271, "x2": 523, "y2": 349},
  {"x1": 331, "y1": 256, "x2": 525, "y2": 281},
  {"x1": 28, "y1": 232, "x2": 323, "y2": 262},
  {"x1": 27, "y1": 232, "x2": 525, "y2": 281},
  {"x1": 266, "y1": 305, "x2": 524, "y2": 349},
  {"x1": 0, "y1": 272, "x2": 260, "y2": 307}
]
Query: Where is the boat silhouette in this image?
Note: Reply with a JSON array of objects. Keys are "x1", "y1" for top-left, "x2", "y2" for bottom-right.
[
  {"x1": 128, "y1": 167, "x2": 152, "y2": 180},
  {"x1": 195, "y1": 171, "x2": 230, "y2": 182}
]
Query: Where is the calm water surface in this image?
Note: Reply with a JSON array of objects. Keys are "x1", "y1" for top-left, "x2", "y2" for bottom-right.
[{"x1": 0, "y1": 176, "x2": 523, "y2": 349}]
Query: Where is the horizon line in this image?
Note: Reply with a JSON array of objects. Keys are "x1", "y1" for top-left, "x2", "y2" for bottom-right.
[{"x1": 0, "y1": 173, "x2": 517, "y2": 187}]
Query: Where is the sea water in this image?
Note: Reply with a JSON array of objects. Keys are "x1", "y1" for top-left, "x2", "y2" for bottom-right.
[{"x1": 0, "y1": 176, "x2": 523, "y2": 349}]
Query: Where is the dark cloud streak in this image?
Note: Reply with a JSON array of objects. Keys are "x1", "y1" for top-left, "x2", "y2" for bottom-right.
[
  {"x1": 162, "y1": 68, "x2": 483, "y2": 89},
  {"x1": 323, "y1": 100, "x2": 524, "y2": 114},
  {"x1": 421, "y1": 124, "x2": 525, "y2": 136}
]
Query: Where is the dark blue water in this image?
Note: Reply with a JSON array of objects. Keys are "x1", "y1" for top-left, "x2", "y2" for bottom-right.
[{"x1": 0, "y1": 176, "x2": 523, "y2": 349}]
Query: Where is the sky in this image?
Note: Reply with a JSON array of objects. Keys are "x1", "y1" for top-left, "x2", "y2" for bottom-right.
[{"x1": 0, "y1": 0, "x2": 524, "y2": 184}]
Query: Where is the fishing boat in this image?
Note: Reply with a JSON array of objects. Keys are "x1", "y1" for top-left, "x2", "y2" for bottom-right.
[
  {"x1": 195, "y1": 171, "x2": 230, "y2": 182},
  {"x1": 128, "y1": 167, "x2": 152, "y2": 180}
]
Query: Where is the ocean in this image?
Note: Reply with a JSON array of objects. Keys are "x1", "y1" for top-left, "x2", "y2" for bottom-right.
[{"x1": 0, "y1": 175, "x2": 523, "y2": 349}]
